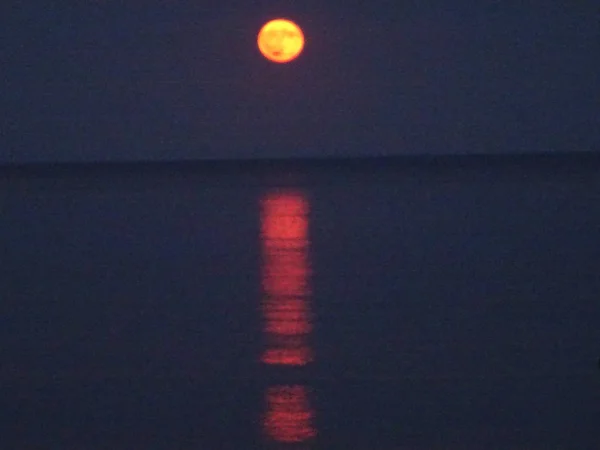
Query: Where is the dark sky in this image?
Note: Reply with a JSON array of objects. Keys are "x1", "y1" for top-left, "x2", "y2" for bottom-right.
[{"x1": 2, "y1": 1, "x2": 598, "y2": 163}]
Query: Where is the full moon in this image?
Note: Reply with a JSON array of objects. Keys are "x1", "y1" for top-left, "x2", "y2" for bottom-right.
[{"x1": 257, "y1": 19, "x2": 304, "y2": 63}]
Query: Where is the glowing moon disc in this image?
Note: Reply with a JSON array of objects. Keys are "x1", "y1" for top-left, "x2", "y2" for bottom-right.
[{"x1": 258, "y1": 19, "x2": 304, "y2": 63}]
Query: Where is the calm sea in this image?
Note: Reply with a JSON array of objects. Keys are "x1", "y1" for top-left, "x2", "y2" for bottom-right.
[{"x1": 2, "y1": 155, "x2": 599, "y2": 449}]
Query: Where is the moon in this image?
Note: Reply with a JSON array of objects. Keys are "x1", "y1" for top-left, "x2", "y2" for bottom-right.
[{"x1": 257, "y1": 19, "x2": 304, "y2": 63}]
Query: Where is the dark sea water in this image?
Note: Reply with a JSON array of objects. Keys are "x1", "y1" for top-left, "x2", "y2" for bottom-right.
[{"x1": 2, "y1": 155, "x2": 600, "y2": 449}]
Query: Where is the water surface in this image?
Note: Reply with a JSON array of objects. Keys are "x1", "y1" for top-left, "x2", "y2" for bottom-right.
[{"x1": 2, "y1": 156, "x2": 599, "y2": 448}]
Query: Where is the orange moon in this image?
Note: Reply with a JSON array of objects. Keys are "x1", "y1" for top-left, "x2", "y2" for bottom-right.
[{"x1": 257, "y1": 19, "x2": 304, "y2": 63}]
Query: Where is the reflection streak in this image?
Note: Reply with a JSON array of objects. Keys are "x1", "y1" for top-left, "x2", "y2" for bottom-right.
[
  {"x1": 260, "y1": 190, "x2": 316, "y2": 445},
  {"x1": 260, "y1": 191, "x2": 312, "y2": 366},
  {"x1": 264, "y1": 385, "x2": 316, "y2": 443}
]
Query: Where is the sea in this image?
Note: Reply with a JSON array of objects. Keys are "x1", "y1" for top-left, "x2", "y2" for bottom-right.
[{"x1": 2, "y1": 154, "x2": 599, "y2": 449}]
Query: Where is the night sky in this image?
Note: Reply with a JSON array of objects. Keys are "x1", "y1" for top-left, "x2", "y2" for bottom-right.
[{"x1": 2, "y1": 2, "x2": 599, "y2": 163}]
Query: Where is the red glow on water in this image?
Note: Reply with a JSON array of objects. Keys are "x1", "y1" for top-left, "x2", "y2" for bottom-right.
[
  {"x1": 264, "y1": 385, "x2": 316, "y2": 443},
  {"x1": 264, "y1": 298, "x2": 312, "y2": 335},
  {"x1": 261, "y1": 193, "x2": 309, "y2": 242},
  {"x1": 260, "y1": 192, "x2": 317, "y2": 444},
  {"x1": 260, "y1": 191, "x2": 312, "y2": 366},
  {"x1": 261, "y1": 347, "x2": 313, "y2": 366},
  {"x1": 262, "y1": 251, "x2": 310, "y2": 296}
]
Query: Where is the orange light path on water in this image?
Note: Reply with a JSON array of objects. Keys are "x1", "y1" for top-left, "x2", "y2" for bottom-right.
[
  {"x1": 264, "y1": 385, "x2": 316, "y2": 443},
  {"x1": 260, "y1": 191, "x2": 316, "y2": 445},
  {"x1": 260, "y1": 191, "x2": 312, "y2": 367}
]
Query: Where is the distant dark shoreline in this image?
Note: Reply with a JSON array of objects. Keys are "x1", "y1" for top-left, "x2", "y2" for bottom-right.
[{"x1": 2, "y1": 151, "x2": 600, "y2": 176}]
